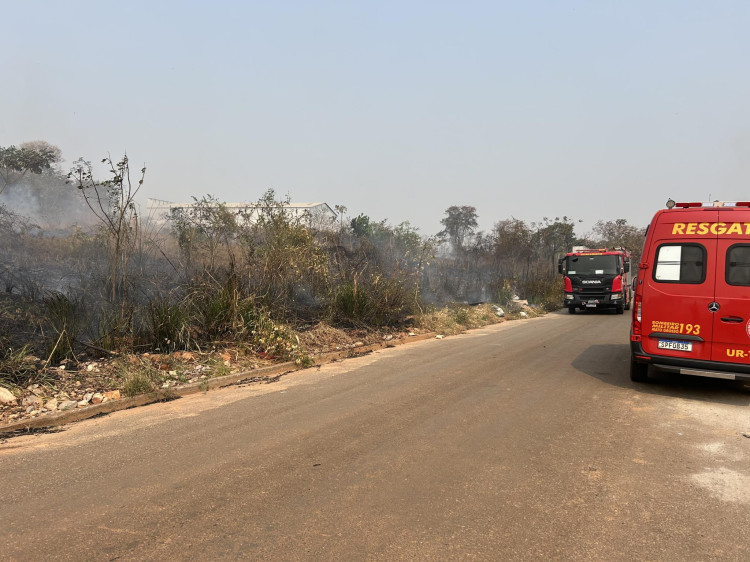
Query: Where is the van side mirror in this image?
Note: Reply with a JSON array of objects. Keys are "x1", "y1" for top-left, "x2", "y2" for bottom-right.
[
  {"x1": 624, "y1": 260, "x2": 630, "y2": 273},
  {"x1": 557, "y1": 258, "x2": 563, "y2": 274}
]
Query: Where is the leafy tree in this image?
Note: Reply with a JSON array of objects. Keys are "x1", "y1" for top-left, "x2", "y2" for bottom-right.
[
  {"x1": 532, "y1": 217, "x2": 578, "y2": 272},
  {"x1": 590, "y1": 219, "x2": 647, "y2": 258},
  {"x1": 492, "y1": 218, "x2": 534, "y2": 281},
  {"x1": 0, "y1": 142, "x2": 61, "y2": 196},
  {"x1": 439, "y1": 205, "x2": 478, "y2": 251},
  {"x1": 350, "y1": 214, "x2": 373, "y2": 237},
  {"x1": 169, "y1": 195, "x2": 239, "y2": 270}
]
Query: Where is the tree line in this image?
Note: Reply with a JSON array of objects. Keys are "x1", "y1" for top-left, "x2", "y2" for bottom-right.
[{"x1": 0, "y1": 142, "x2": 646, "y2": 363}]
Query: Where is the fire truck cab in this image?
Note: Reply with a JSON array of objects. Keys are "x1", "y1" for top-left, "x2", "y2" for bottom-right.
[
  {"x1": 558, "y1": 247, "x2": 632, "y2": 314},
  {"x1": 630, "y1": 200, "x2": 750, "y2": 383}
]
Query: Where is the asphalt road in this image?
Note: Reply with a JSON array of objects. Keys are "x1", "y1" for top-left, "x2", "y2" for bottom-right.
[{"x1": 2, "y1": 311, "x2": 750, "y2": 561}]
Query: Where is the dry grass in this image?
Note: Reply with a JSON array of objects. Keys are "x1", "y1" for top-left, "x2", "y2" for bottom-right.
[{"x1": 418, "y1": 303, "x2": 505, "y2": 335}]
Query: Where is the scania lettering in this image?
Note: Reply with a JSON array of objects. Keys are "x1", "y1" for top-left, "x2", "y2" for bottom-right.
[
  {"x1": 558, "y1": 247, "x2": 632, "y2": 314},
  {"x1": 630, "y1": 200, "x2": 750, "y2": 383}
]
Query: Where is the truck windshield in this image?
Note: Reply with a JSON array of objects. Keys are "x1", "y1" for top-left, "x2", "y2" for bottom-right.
[{"x1": 566, "y1": 255, "x2": 619, "y2": 275}]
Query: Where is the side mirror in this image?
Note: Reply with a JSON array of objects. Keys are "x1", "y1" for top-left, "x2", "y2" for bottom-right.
[
  {"x1": 557, "y1": 258, "x2": 563, "y2": 274},
  {"x1": 624, "y1": 260, "x2": 630, "y2": 273}
]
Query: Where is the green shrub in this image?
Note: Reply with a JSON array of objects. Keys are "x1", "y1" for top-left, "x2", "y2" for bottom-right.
[
  {"x1": 521, "y1": 276, "x2": 563, "y2": 312},
  {"x1": 333, "y1": 281, "x2": 370, "y2": 322},
  {"x1": 0, "y1": 345, "x2": 41, "y2": 389},
  {"x1": 452, "y1": 307, "x2": 470, "y2": 326},
  {"x1": 121, "y1": 364, "x2": 159, "y2": 397},
  {"x1": 332, "y1": 275, "x2": 419, "y2": 327},
  {"x1": 147, "y1": 296, "x2": 191, "y2": 352}
]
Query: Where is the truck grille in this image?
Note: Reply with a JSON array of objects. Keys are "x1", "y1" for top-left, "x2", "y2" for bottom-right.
[{"x1": 579, "y1": 287, "x2": 608, "y2": 297}]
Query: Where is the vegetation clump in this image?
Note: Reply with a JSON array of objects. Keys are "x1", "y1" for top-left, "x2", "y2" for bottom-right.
[{"x1": 0, "y1": 141, "x2": 646, "y2": 415}]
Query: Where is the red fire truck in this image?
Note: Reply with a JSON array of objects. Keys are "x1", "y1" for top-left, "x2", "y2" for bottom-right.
[{"x1": 558, "y1": 247, "x2": 632, "y2": 314}]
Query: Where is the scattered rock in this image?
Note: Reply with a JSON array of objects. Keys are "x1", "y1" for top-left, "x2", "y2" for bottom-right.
[
  {"x1": 58, "y1": 400, "x2": 78, "y2": 411},
  {"x1": 0, "y1": 387, "x2": 17, "y2": 405},
  {"x1": 103, "y1": 390, "x2": 121, "y2": 401},
  {"x1": 45, "y1": 398, "x2": 59, "y2": 411},
  {"x1": 436, "y1": 335, "x2": 444, "y2": 339},
  {"x1": 353, "y1": 341, "x2": 364, "y2": 347},
  {"x1": 22, "y1": 395, "x2": 42, "y2": 408},
  {"x1": 91, "y1": 393, "x2": 104, "y2": 404}
]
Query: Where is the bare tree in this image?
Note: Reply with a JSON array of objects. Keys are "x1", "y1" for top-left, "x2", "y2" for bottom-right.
[{"x1": 67, "y1": 154, "x2": 145, "y2": 304}]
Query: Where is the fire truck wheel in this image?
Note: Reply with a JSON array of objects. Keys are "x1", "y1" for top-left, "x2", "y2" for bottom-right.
[
  {"x1": 630, "y1": 358, "x2": 649, "y2": 382},
  {"x1": 568, "y1": 306, "x2": 576, "y2": 314}
]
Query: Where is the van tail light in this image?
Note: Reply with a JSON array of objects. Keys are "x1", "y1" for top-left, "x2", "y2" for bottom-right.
[
  {"x1": 611, "y1": 275, "x2": 622, "y2": 293},
  {"x1": 564, "y1": 276, "x2": 572, "y2": 292},
  {"x1": 632, "y1": 294, "x2": 642, "y2": 336}
]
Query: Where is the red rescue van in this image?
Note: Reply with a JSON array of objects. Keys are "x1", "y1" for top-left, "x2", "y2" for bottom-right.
[{"x1": 630, "y1": 200, "x2": 750, "y2": 382}]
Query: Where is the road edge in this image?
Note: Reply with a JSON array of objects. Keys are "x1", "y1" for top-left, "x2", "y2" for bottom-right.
[{"x1": 0, "y1": 332, "x2": 438, "y2": 435}]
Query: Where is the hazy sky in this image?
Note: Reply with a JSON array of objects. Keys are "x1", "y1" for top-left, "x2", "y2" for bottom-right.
[{"x1": 3, "y1": 1, "x2": 750, "y2": 237}]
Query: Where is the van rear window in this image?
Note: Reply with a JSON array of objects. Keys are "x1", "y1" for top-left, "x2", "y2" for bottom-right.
[
  {"x1": 726, "y1": 244, "x2": 750, "y2": 286},
  {"x1": 653, "y1": 244, "x2": 705, "y2": 283}
]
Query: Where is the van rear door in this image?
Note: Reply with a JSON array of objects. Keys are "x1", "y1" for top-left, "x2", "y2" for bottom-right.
[
  {"x1": 640, "y1": 210, "x2": 718, "y2": 362},
  {"x1": 712, "y1": 235, "x2": 750, "y2": 364}
]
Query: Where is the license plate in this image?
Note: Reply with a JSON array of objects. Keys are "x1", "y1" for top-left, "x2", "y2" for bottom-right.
[
  {"x1": 658, "y1": 339, "x2": 692, "y2": 352},
  {"x1": 586, "y1": 300, "x2": 598, "y2": 308}
]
